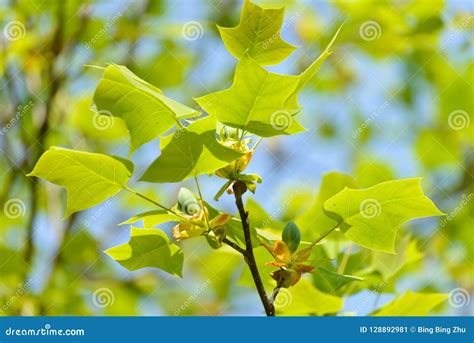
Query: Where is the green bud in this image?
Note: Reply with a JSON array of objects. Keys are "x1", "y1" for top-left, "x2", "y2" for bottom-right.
[
  {"x1": 220, "y1": 126, "x2": 239, "y2": 141},
  {"x1": 206, "y1": 228, "x2": 226, "y2": 249},
  {"x1": 282, "y1": 221, "x2": 301, "y2": 253},
  {"x1": 177, "y1": 187, "x2": 201, "y2": 216}
]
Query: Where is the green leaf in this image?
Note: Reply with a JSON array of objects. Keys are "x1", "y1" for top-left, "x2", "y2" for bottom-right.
[
  {"x1": 282, "y1": 221, "x2": 301, "y2": 253},
  {"x1": 105, "y1": 227, "x2": 183, "y2": 277},
  {"x1": 373, "y1": 290, "x2": 447, "y2": 316},
  {"x1": 195, "y1": 56, "x2": 305, "y2": 137},
  {"x1": 93, "y1": 64, "x2": 199, "y2": 153},
  {"x1": 295, "y1": 171, "x2": 356, "y2": 239},
  {"x1": 286, "y1": 25, "x2": 342, "y2": 107},
  {"x1": 323, "y1": 178, "x2": 444, "y2": 253},
  {"x1": 140, "y1": 116, "x2": 242, "y2": 183},
  {"x1": 312, "y1": 267, "x2": 364, "y2": 293},
  {"x1": 217, "y1": 0, "x2": 297, "y2": 66},
  {"x1": 119, "y1": 210, "x2": 182, "y2": 227},
  {"x1": 371, "y1": 236, "x2": 423, "y2": 280},
  {"x1": 28, "y1": 147, "x2": 132, "y2": 217},
  {"x1": 276, "y1": 279, "x2": 343, "y2": 316}
]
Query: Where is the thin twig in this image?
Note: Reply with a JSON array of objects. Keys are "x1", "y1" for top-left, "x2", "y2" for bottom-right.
[
  {"x1": 222, "y1": 238, "x2": 246, "y2": 255},
  {"x1": 232, "y1": 181, "x2": 274, "y2": 316}
]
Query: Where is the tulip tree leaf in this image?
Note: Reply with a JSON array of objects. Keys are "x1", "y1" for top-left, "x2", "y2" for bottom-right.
[
  {"x1": 371, "y1": 236, "x2": 423, "y2": 280},
  {"x1": 217, "y1": 0, "x2": 297, "y2": 66},
  {"x1": 276, "y1": 279, "x2": 343, "y2": 316},
  {"x1": 312, "y1": 267, "x2": 364, "y2": 293},
  {"x1": 295, "y1": 171, "x2": 356, "y2": 239},
  {"x1": 195, "y1": 56, "x2": 305, "y2": 137},
  {"x1": 93, "y1": 64, "x2": 199, "y2": 153},
  {"x1": 286, "y1": 25, "x2": 343, "y2": 107},
  {"x1": 373, "y1": 290, "x2": 447, "y2": 316},
  {"x1": 140, "y1": 116, "x2": 242, "y2": 183},
  {"x1": 323, "y1": 178, "x2": 444, "y2": 253},
  {"x1": 28, "y1": 147, "x2": 132, "y2": 217},
  {"x1": 105, "y1": 227, "x2": 184, "y2": 277}
]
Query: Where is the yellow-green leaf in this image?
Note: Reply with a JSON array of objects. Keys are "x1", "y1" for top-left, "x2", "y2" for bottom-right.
[
  {"x1": 105, "y1": 227, "x2": 183, "y2": 277},
  {"x1": 217, "y1": 0, "x2": 297, "y2": 66},
  {"x1": 276, "y1": 279, "x2": 343, "y2": 315},
  {"x1": 195, "y1": 56, "x2": 305, "y2": 137},
  {"x1": 373, "y1": 290, "x2": 447, "y2": 316},
  {"x1": 28, "y1": 147, "x2": 132, "y2": 217},
  {"x1": 140, "y1": 116, "x2": 242, "y2": 183},
  {"x1": 323, "y1": 178, "x2": 444, "y2": 253},
  {"x1": 93, "y1": 64, "x2": 199, "y2": 153}
]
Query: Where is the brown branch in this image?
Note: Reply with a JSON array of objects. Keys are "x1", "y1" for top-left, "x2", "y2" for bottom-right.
[
  {"x1": 232, "y1": 181, "x2": 274, "y2": 316},
  {"x1": 222, "y1": 237, "x2": 246, "y2": 255}
]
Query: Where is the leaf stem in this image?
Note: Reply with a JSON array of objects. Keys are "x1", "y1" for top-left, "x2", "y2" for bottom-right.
[
  {"x1": 309, "y1": 222, "x2": 341, "y2": 248},
  {"x1": 193, "y1": 174, "x2": 210, "y2": 228},
  {"x1": 252, "y1": 137, "x2": 263, "y2": 151},
  {"x1": 124, "y1": 186, "x2": 189, "y2": 222},
  {"x1": 232, "y1": 181, "x2": 274, "y2": 316}
]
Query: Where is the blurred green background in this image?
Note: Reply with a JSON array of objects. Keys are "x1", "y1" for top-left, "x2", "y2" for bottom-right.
[{"x1": 0, "y1": 0, "x2": 472, "y2": 316}]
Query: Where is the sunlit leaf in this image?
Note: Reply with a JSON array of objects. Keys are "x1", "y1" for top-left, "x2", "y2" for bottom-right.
[
  {"x1": 276, "y1": 278, "x2": 343, "y2": 315},
  {"x1": 217, "y1": 0, "x2": 297, "y2": 65},
  {"x1": 324, "y1": 178, "x2": 444, "y2": 253},
  {"x1": 105, "y1": 227, "x2": 183, "y2": 277},
  {"x1": 140, "y1": 116, "x2": 242, "y2": 182},
  {"x1": 93, "y1": 64, "x2": 199, "y2": 152},
  {"x1": 28, "y1": 147, "x2": 132, "y2": 217},
  {"x1": 373, "y1": 290, "x2": 447, "y2": 316}
]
